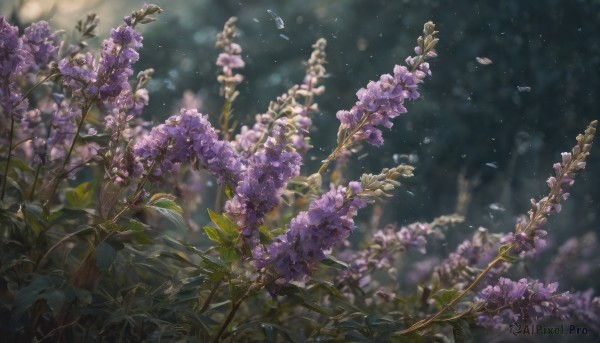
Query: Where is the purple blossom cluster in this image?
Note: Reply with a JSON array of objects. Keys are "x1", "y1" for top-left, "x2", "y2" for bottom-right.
[
  {"x1": 21, "y1": 21, "x2": 60, "y2": 73},
  {"x1": 476, "y1": 277, "x2": 571, "y2": 330},
  {"x1": 0, "y1": 17, "x2": 28, "y2": 120},
  {"x1": 97, "y1": 25, "x2": 142, "y2": 101},
  {"x1": 567, "y1": 290, "x2": 600, "y2": 333},
  {"x1": 225, "y1": 118, "x2": 302, "y2": 247},
  {"x1": 254, "y1": 182, "x2": 366, "y2": 283},
  {"x1": 336, "y1": 64, "x2": 422, "y2": 147},
  {"x1": 58, "y1": 52, "x2": 98, "y2": 99},
  {"x1": 215, "y1": 17, "x2": 244, "y2": 100},
  {"x1": 334, "y1": 23, "x2": 437, "y2": 149},
  {"x1": 57, "y1": 15, "x2": 142, "y2": 106},
  {"x1": 133, "y1": 108, "x2": 242, "y2": 188}
]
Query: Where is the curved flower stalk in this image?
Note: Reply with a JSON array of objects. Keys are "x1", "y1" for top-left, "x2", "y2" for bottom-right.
[
  {"x1": 254, "y1": 165, "x2": 413, "y2": 290},
  {"x1": 319, "y1": 21, "x2": 438, "y2": 174},
  {"x1": 224, "y1": 118, "x2": 302, "y2": 248},
  {"x1": 233, "y1": 38, "x2": 327, "y2": 158},
  {"x1": 399, "y1": 120, "x2": 597, "y2": 335},
  {"x1": 336, "y1": 215, "x2": 461, "y2": 296}
]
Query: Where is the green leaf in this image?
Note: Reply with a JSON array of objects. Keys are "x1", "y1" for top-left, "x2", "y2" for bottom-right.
[
  {"x1": 78, "y1": 132, "x2": 110, "y2": 145},
  {"x1": 96, "y1": 241, "x2": 117, "y2": 272},
  {"x1": 207, "y1": 209, "x2": 238, "y2": 237},
  {"x1": 151, "y1": 198, "x2": 183, "y2": 213},
  {"x1": 218, "y1": 246, "x2": 240, "y2": 263},
  {"x1": 142, "y1": 204, "x2": 186, "y2": 231},
  {"x1": 320, "y1": 255, "x2": 349, "y2": 270},
  {"x1": 66, "y1": 180, "x2": 96, "y2": 208},
  {"x1": 498, "y1": 244, "x2": 520, "y2": 262},
  {"x1": 498, "y1": 244, "x2": 510, "y2": 255},
  {"x1": 225, "y1": 185, "x2": 233, "y2": 199},
  {"x1": 433, "y1": 288, "x2": 459, "y2": 307},
  {"x1": 450, "y1": 320, "x2": 472, "y2": 343},
  {"x1": 203, "y1": 226, "x2": 223, "y2": 245}
]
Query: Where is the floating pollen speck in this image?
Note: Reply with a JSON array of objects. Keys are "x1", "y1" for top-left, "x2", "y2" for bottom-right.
[
  {"x1": 476, "y1": 56, "x2": 493, "y2": 65},
  {"x1": 517, "y1": 86, "x2": 531, "y2": 92},
  {"x1": 267, "y1": 9, "x2": 284, "y2": 29}
]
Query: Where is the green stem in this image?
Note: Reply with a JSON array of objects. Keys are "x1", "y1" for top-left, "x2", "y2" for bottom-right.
[
  {"x1": 1, "y1": 116, "x2": 15, "y2": 201},
  {"x1": 199, "y1": 277, "x2": 223, "y2": 313},
  {"x1": 106, "y1": 157, "x2": 157, "y2": 225},
  {"x1": 2, "y1": 73, "x2": 58, "y2": 200},
  {"x1": 400, "y1": 255, "x2": 504, "y2": 335},
  {"x1": 28, "y1": 164, "x2": 42, "y2": 200},
  {"x1": 211, "y1": 294, "x2": 248, "y2": 343},
  {"x1": 44, "y1": 95, "x2": 98, "y2": 206},
  {"x1": 211, "y1": 279, "x2": 264, "y2": 343}
]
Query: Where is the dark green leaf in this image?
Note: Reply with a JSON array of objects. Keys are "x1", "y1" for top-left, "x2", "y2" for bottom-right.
[
  {"x1": 142, "y1": 203, "x2": 186, "y2": 231},
  {"x1": 450, "y1": 320, "x2": 472, "y2": 343},
  {"x1": 78, "y1": 132, "x2": 110, "y2": 145},
  {"x1": 66, "y1": 180, "x2": 96, "y2": 208},
  {"x1": 218, "y1": 246, "x2": 240, "y2": 263},
  {"x1": 320, "y1": 255, "x2": 349, "y2": 269},
  {"x1": 96, "y1": 241, "x2": 117, "y2": 272},
  {"x1": 344, "y1": 331, "x2": 371, "y2": 342},
  {"x1": 433, "y1": 288, "x2": 459, "y2": 307}
]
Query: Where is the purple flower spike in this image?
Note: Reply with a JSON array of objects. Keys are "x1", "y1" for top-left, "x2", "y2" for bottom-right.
[
  {"x1": 225, "y1": 118, "x2": 302, "y2": 247},
  {"x1": 133, "y1": 108, "x2": 242, "y2": 189},
  {"x1": 22, "y1": 21, "x2": 60, "y2": 72},
  {"x1": 0, "y1": 17, "x2": 27, "y2": 119},
  {"x1": 477, "y1": 277, "x2": 571, "y2": 329},
  {"x1": 255, "y1": 183, "x2": 366, "y2": 283}
]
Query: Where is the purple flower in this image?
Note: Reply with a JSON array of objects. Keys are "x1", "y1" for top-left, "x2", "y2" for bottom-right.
[
  {"x1": 22, "y1": 21, "x2": 60, "y2": 72},
  {"x1": 255, "y1": 183, "x2": 365, "y2": 283},
  {"x1": 46, "y1": 101, "x2": 80, "y2": 161},
  {"x1": 216, "y1": 52, "x2": 245, "y2": 70},
  {"x1": 97, "y1": 25, "x2": 142, "y2": 101},
  {"x1": 133, "y1": 108, "x2": 242, "y2": 189},
  {"x1": 224, "y1": 119, "x2": 302, "y2": 247},
  {"x1": 477, "y1": 277, "x2": 571, "y2": 329},
  {"x1": 336, "y1": 65, "x2": 421, "y2": 147},
  {"x1": 0, "y1": 16, "x2": 27, "y2": 119},
  {"x1": 215, "y1": 17, "x2": 244, "y2": 99},
  {"x1": 567, "y1": 290, "x2": 600, "y2": 333},
  {"x1": 58, "y1": 52, "x2": 98, "y2": 99}
]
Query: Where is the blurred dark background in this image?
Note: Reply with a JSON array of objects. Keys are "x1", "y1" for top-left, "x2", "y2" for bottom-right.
[{"x1": 3, "y1": 0, "x2": 599, "y2": 290}]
